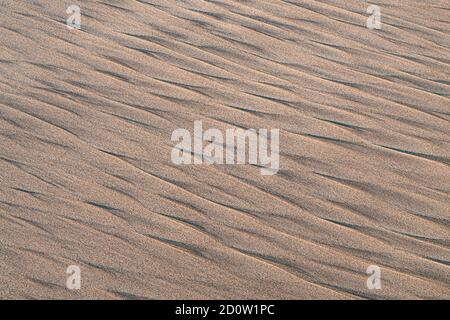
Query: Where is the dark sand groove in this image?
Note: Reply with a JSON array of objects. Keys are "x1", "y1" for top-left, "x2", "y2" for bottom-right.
[{"x1": 0, "y1": 1, "x2": 449, "y2": 299}]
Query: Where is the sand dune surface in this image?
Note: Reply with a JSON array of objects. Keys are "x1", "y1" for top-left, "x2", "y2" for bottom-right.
[{"x1": 0, "y1": 0, "x2": 449, "y2": 299}]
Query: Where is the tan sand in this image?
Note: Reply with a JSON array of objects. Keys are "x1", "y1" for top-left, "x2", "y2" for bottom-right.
[{"x1": 0, "y1": 0, "x2": 449, "y2": 299}]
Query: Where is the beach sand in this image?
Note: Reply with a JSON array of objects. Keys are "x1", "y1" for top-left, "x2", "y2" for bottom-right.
[{"x1": 0, "y1": 0, "x2": 449, "y2": 299}]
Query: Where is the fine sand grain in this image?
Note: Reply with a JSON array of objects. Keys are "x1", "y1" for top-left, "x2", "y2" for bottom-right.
[{"x1": 0, "y1": 0, "x2": 449, "y2": 299}]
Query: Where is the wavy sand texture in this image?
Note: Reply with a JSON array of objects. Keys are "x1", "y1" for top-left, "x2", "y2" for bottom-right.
[{"x1": 0, "y1": 0, "x2": 449, "y2": 299}]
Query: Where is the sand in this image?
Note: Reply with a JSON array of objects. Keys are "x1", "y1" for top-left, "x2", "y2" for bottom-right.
[{"x1": 0, "y1": 0, "x2": 449, "y2": 299}]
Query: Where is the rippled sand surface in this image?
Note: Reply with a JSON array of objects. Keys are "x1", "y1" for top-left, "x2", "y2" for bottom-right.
[{"x1": 0, "y1": 0, "x2": 449, "y2": 299}]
